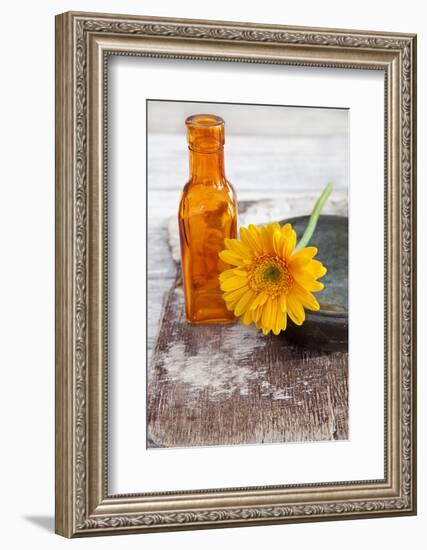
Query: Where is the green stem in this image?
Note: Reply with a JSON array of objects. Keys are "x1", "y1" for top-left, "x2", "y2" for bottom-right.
[{"x1": 295, "y1": 183, "x2": 333, "y2": 252}]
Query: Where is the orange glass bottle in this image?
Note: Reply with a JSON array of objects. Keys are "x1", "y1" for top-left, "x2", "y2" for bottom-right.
[{"x1": 178, "y1": 114, "x2": 237, "y2": 324}]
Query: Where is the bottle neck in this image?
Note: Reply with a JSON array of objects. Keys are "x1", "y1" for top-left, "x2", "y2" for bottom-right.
[{"x1": 188, "y1": 147, "x2": 225, "y2": 183}]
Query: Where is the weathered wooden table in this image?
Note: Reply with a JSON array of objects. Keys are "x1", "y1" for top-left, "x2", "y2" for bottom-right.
[{"x1": 148, "y1": 285, "x2": 348, "y2": 448}]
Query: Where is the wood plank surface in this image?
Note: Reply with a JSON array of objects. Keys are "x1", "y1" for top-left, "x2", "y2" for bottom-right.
[{"x1": 148, "y1": 286, "x2": 348, "y2": 448}]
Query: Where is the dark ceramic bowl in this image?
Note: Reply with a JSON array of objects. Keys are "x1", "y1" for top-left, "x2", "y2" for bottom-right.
[{"x1": 281, "y1": 215, "x2": 348, "y2": 352}]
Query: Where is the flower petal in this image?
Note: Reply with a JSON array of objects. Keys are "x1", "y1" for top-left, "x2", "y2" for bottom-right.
[
  {"x1": 292, "y1": 283, "x2": 320, "y2": 311},
  {"x1": 272, "y1": 229, "x2": 284, "y2": 256},
  {"x1": 223, "y1": 285, "x2": 249, "y2": 303},
  {"x1": 274, "y1": 312, "x2": 286, "y2": 334},
  {"x1": 270, "y1": 298, "x2": 278, "y2": 334},
  {"x1": 220, "y1": 276, "x2": 248, "y2": 292},
  {"x1": 248, "y1": 224, "x2": 263, "y2": 248},
  {"x1": 261, "y1": 297, "x2": 274, "y2": 332},
  {"x1": 272, "y1": 299, "x2": 286, "y2": 335},
  {"x1": 219, "y1": 268, "x2": 249, "y2": 284},
  {"x1": 287, "y1": 294, "x2": 305, "y2": 325},
  {"x1": 267, "y1": 222, "x2": 281, "y2": 238},
  {"x1": 249, "y1": 291, "x2": 268, "y2": 310},
  {"x1": 282, "y1": 227, "x2": 297, "y2": 258},
  {"x1": 218, "y1": 250, "x2": 245, "y2": 266},
  {"x1": 231, "y1": 268, "x2": 249, "y2": 277},
  {"x1": 290, "y1": 257, "x2": 311, "y2": 272},
  {"x1": 291, "y1": 246, "x2": 318, "y2": 262},
  {"x1": 290, "y1": 252, "x2": 326, "y2": 283},
  {"x1": 292, "y1": 271, "x2": 324, "y2": 292},
  {"x1": 289, "y1": 247, "x2": 318, "y2": 270},
  {"x1": 253, "y1": 305, "x2": 262, "y2": 323},
  {"x1": 234, "y1": 289, "x2": 255, "y2": 317},
  {"x1": 224, "y1": 238, "x2": 253, "y2": 260},
  {"x1": 280, "y1": 308, "x2": 288, "y2": 332},
  {"x1": 308, "y1": 259, "x2": 327, "y2": 279},
  {"x1": 279, "y1": 294, "x2": 287, "y2": 313},
  {"x1": 219, "y1": 269, "x2": 236, "y2": 282},
  {"x1": 259, "y1": 224, "x2": 277, "y2": 254},
  {"x1": 240, "y1": 226, "x2": 262, "y2": 254},
  {"x1": 241, "y1": 308, "x2": 253, "y2": 325}
]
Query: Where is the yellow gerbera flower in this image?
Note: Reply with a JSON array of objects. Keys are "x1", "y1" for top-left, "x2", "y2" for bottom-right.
[{"x1": 218, "y1": 222, "x2": 327, "y2": 335}]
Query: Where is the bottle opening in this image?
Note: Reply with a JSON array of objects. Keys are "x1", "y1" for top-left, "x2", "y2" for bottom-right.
[
  {"x1": 185, "y1": 114, "x2": 225, "y2": 153},
  {"x1": 185, "y1": 114, "x2": 225, "y2": 127}
]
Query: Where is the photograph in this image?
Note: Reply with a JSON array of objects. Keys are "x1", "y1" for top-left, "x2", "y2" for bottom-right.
[{"x1": 147, "y1": 100, "x2": 349, "y2": 449}]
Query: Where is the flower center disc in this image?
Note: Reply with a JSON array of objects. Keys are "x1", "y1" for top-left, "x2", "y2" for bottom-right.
[
  {"x1": 263, "y1": 265, "x2": 282, "y2": 282},
  {"x1": 248, "y1": 255, "x2": 293, "y2": 297}
]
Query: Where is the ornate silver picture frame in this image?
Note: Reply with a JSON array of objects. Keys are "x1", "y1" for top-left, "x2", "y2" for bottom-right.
[{"x1": 55, "y1": 11, "x2": 417, "y2": 537}]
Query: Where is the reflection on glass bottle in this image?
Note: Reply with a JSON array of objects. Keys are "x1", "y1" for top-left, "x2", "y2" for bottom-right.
[{"x1": 178, "y1": 114, "x2": 237, "y2": 324}]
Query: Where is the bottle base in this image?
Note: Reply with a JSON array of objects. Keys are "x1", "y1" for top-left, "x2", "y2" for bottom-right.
[
  {"x1": 185, "y1": 316, "x2": 237, "y2": 325},
  {"x1": 183, "y1": 289, "x2": 237, "y2": 325}
]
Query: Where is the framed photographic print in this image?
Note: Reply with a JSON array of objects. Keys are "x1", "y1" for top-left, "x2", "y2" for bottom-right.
[{"x1": 55, "y1": 11, "x2": 417, "y2": 537}]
